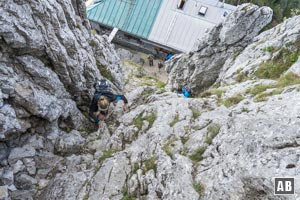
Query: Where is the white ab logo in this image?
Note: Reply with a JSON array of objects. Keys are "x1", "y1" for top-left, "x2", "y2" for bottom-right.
[{"x1": 277, "y1": 181, "x2": 292, "y2": 192}]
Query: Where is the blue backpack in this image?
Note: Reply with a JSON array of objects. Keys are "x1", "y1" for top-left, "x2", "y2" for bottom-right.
[
  {"x1": 94, "y1": 79, "x2": 110, "y2": 93},
  {"x1": 182, "y1": 86, "x2": 191, "y2": 98}
]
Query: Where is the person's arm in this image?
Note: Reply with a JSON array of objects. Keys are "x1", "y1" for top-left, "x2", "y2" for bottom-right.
[
  {"x1": 102, "y1": 91, "x2": 128, "y2": 104},
  {"x1": 115, "y1": 95, "x2": 128, "y2": 104}
]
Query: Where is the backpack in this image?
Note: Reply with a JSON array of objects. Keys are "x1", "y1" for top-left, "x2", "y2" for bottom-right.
[
  {"x1": 94, "y1": 79, "x2": 110, "y2": 93},
  {"x1": 182, "y1": 85, "x2": 191, "y2": 98},
  {"x1": 183, "y1": 85, "x2": 191, "y2": 93}
]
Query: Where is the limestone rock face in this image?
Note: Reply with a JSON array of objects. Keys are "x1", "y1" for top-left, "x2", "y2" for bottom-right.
[
  {"x1": 219, "y1": 15, "x2": 300, "y2": 83},
  {"x1": 0, "y1": 0, "x2": 123, "y2": 140},
  {"x1": 166, "y1": 3, "x2": 273, "y2": 94},
  {"x1": 1, "y1": 0, "x2": 300, "y2": 199},
  {"x1": 0, "y1": 0, "x2": 122, "y2": 198}
]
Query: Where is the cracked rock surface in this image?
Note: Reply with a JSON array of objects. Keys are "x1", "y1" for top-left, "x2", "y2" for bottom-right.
[{"x1": 1, "y1": 0, "x2": 300, "y2": 200}]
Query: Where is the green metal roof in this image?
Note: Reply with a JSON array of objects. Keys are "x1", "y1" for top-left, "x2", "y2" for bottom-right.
[{"x1": 87, "y1": 0, "x2": 163, "y2": 38}]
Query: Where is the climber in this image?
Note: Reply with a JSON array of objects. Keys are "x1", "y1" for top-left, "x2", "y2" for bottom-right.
[
  {"x1": 157, "y1": 61, "x2": 163, "y2": 72},
  {"x1": 175, "y1": 84, "x2": 191, "y2": 98},
  {"x1": 147, "y1": 55, "x2": 154, "y2": 66},
  {"x1": 89, "y1": 79, "x2": 129, "y2": 128}
]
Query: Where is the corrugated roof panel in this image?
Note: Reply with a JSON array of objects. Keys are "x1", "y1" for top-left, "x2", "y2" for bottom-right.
[
  {"x1": 112, "y1": 1, "x2": 125, "y2": 27},
  {"x1": 142, "y1": 0, "x2": 162, "y2": 38},
  {"x1": 128, "y1": 1, "x2": 148, "y2": 35},
  {"x1": 148, "y1": 0, "x2": 236, "y2": 52},
  {"x1": 136, "y1": 0, "x2": 156, "y2": 37},
  {"x1": 87, "y1": 0, "x2": 163, "y2": 38}
]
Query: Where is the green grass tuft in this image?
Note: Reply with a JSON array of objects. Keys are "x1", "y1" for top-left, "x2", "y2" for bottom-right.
[
  {"x1": 262, "y1": 46, "x2": 277, "y2": 53},
  {"x1": 223, "y1": 94, "x2": 244, "y2": 107},
  {"x1": 247, "y1": 84, "x2": 273, "y2": 95},
  {"x1": 189, "y1": 146, "x2": 207, "y2": 162},
  {"x1": 132, "y1": 162, "x2": 139, "y2": 174},
  {"x1": 255, "y1": 48, "x2": 299, "y2": 79},
  {"x1": 133, "y1": 112, "x2": 157, "y2": 132},
  {"x1": 277, "y1": 73, "x2": 300, "y2": 87},
  {"x1": 199, "y1": 89, "x2": 224, "y2": 98},
  {"x1": 191, "y1": 108, "x2": 201, "y2": 119},
  {"x1": 121, "y1": 195, "x2": 136, "y2": 200},
  {"x1": 143, "y1": 157, "x2": 157, "y2": 174},
  {"x1": 146, "y1": 112, "x2": 157, "y2": 129},
  {"x1": 232, "y1": 50, "x2": 242, "y2": 61},
  {"x1": 170, "y1": 114, "x2": 179, "y2": 127},
  {"x1": 247, "y1": 73, "x2": 300, "y2": 101},
  {"x1": 241, "y1": 107, "x2": 249, "y2": 113},
  {"x1": 234, "y1": 70, "x2": 248, "y2": 83},
  {"x1": 140, "y1": 75, "x2": 166, "y2": 89},
  {"x1": 254, "y1": 88, "x2": 283, "y2": 102},
  {"x1": 96, "y1": 62, "x2": 115, "y2": 82},
  {"x1": 133, "y1": 112, "x2": 144, "y2": 131},
  {"x1": 163, "y1": 137, "x2": 177, "y2": 157},
  {"x1": 205, "y1": 123, "x2": 221, "y2": 145},
  {"x1": 193, "y1": 182, "x2": 205, "y2": 197},
  {"x1": 180, "y1": 136, "x2": 189, "y2": 145},
  {"x1": 98, "y1": 149, "x2": 116, "y2": 163}
]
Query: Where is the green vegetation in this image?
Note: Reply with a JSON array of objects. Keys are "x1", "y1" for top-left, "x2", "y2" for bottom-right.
[
  {"x1": 133, "y1": 112, "x2": 157, "y2": 131},
  {"x1": 98, "y1": 149, "x2": 116, "y2": 163},
  {"x1": 232, "y1": 50, "x2": 242, "y2": 61},
  {"x1": 143, "y1": 157, "x2": 157, "y2": 174},
  {"x1": 235, "y1": 72, "x2": 248, "y2": 83},
  {"x1": 212, "y1": 82, "x2": 221, "y2": 88},
  {"x1": 170, "y1": 114, "x2": 179, "y2": 127},
  {"x1": 140, "y1": 75, "x2": 166, "y2": 89},
  {"x1": 180, "y1": 135, "x2": 189, "y2": 145},
  {"x1": 262, "y1": 46, "x2": 277, "y2": 53},
  {"x1": 133, "y1": 112, "x2": 144, "y2": 130},
  {"x1": 255, "y1": 48, "x2": 299, "y2": 79},
  {"x1": 191, "y1": 108, "x2": 201, "y2": 119},
  {"x1": 189, "y1": 146, "x2": 207, "y2": 162},
  {"x1": 226, "y1": 0, "x2": 300, "y2": 27},
  {"x1": 223, "y1": 94, "x2": 244, "y2": 107},
  {"x1": 241, "y1": 107, "x2": 249, "y2": 112},
  {"x1": 198, "y1": 88, "x2": 225, "y2": 105},
  {"x1": 205, "y1": 123, "x2": 221, "y2": 145},
  {"x1": 247, "y1": 73, "x2": 300, "y2": 101},
  {"x1": 96, "y1": 62, "x2": 115, "y2": 82},
  {"x1": 254, "y1": 88, "x2": 283, "y2": 102},
  {"x1": 247, "y1": 84, "x2": 272, "y2": 95},
  {"x1": 163, "y1": 137, "x2": 177, "y2": 157},
  {"x1": 89, "y1": 39, "x2": 97, "y2": 47},
  {"x1": 121, "y1": 185, "x2": 136, "y2": 200},
  {"x1": 141, "y1": 88, "x2": 154, "y2": 96},
  {"x1": 146, "y1": 112, "x2": 157, "y2": 129},
  {"x1": 291, "y1": 8, "x2": 300, "y2": 16},
  {"x1": 234, "y1": 68, "x2": 248, "y2": 83},
  {"x1": 126, "y1": 60, "x2": 144, "y2": 70},
  {"x1": 121, "y1": 195, "x2": 136, "y2": 200},
  {"x1": 199, "y1": 89, "x2": 224, "y2": 98},
  {"x1": 132, "y1": 162, "x2": 139, "y2": 174},
  {"x1": 193, "y1": 182, "x2": 205, "y2": 197},
  {"x1": 277, "y1": 73, "x2": 300, "y2": 86}
]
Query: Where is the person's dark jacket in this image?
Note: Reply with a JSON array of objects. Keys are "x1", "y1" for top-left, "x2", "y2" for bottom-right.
[{"x1": 89, "y1": 91, "x2": 128, "y2": 116}]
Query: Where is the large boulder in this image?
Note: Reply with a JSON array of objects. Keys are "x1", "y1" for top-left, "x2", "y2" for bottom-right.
[{"x1": 166, "y1": 3, "x2": 273, "y2": 94}]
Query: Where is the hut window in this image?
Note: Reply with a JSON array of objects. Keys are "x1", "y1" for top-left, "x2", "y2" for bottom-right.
[{"x1": 198, "y1": 6, "x2": 208, "y2": 16}]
